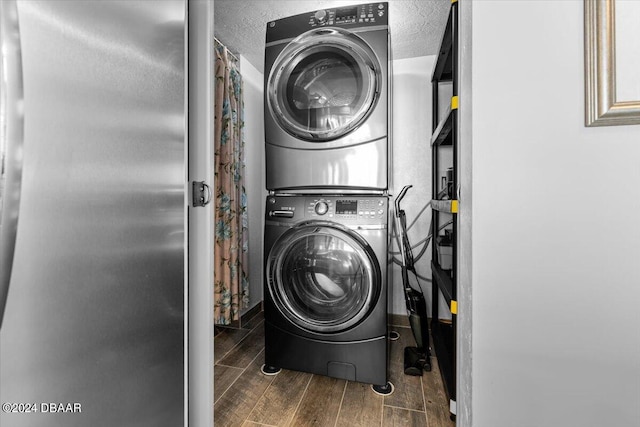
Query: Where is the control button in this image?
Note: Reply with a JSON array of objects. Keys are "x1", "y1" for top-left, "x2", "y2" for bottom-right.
[
  {"x1": 378, "y1": 209, "x2": 384, "y2": 215},
  {"x1": 378, "y1": 11, "x2": 384, "y2": 17},
  {"x1": 314, "y1": 201, "x2": 329, "y2": 215},
  {"x1": 314, "y1": 9, "x2": 327, "y2": 23},
  {"x1": 378, "y1": 3, "x2": 384, "y2": 9}
]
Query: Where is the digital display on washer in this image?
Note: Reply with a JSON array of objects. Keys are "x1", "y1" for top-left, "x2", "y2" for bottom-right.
[
  {"x1": 336, "y1": 7, "x2": 357, "y2": 20},
  {"x1": 336, "y1": 200, "x2": 357, "y2": 214}
]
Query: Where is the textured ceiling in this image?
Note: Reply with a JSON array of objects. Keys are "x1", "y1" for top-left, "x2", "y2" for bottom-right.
[{"x1": 214, "y1": 0, "x2": 451, "y2": 72}]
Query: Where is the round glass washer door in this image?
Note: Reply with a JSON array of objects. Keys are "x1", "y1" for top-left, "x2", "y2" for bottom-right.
[
  {"x1": 267, "y1": 223, "x2": 381, "y2": 333},
  {"x1": 267, "y1": 28, "x2": 381, "y2": 142}
]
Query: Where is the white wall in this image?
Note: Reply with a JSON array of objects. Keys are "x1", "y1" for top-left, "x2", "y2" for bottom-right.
[
  {"x1": 240, "y1": 55, "x2": 266, "y2": 315},
  {"x1": 390, "y1": 55, "x2": 452, "y2": 318},
  {"x1": 469, "y1": 1, "x2": 640, "y2": 425},
  {"x1": 390, "y1": 55, "x2": 433, "y2": 316}
]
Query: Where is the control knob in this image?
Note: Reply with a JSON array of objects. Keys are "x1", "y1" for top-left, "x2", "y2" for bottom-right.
[
  {"x1": 314, "y1": 201, "x2": 329, "y2": 215},
  {"x1": 314, "y1": 9, "x2": 327, "y2": 23}
]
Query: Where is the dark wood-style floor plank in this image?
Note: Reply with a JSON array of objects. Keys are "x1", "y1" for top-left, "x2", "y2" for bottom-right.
[
  {"x1": 214, "y1": 313, "x2": 453, "y2": 426},
  {"x1": 241, "y1": 310, "x2": 265, "y2": 331},
  {"x1": 288, "y1": 375, "x2": 346, "y2": 427},
  {"x1": 214, "y1": 364, "x2": 244, "y2": 404},
  {"x1": 422, "y1": 358, "x2": 456, "y2": 427},
  {"x1": 384, "y1": 327, "x2": 425, "y2": 412},
  {"x1": 383, "y1": 406, "x2": 428, "y2": 427},
  {"x1": 215, "y1": 327, "x2": 250, "y2": 364},
  {"x1": 214, "y1": 350, "x2": 274, "y2": 427},
  {"x1": 218, "y1": 320, "x2": 266, "y2": 369},
  {"x1": 335, "y1": 381, "x2": 383, "y2": 427},
  {"x1": 247, "y1": 368, "x2": 312, "y2": 426}
]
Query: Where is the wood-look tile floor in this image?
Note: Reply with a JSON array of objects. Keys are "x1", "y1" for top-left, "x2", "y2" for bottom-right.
[{"x1": 214, "y1": 311, "x2": 455, "y2": 427}]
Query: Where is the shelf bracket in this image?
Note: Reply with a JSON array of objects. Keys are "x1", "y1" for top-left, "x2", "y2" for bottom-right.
[{"x1": 451, "y1": 96, "x2": 459, "y2": 110}]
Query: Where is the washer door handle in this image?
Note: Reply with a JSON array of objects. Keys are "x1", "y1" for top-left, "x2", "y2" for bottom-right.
[{"x1": 269, "y1": 210, "x2": 294, "y2": 218}]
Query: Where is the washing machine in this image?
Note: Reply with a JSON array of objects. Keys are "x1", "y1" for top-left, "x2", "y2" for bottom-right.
[
  {"x1": 264, "y1": 2, "x2": 390, "y2": 193},
  {"x1": 263, "y1": 194, "x2": 390, "y2": 386}
]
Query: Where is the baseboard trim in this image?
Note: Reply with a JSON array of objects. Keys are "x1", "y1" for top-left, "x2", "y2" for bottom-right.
[
  {"x1": 240, "y1": 302, "x2": 263, "y2": 328},
  {"x1": 215, "y1": 301, "x2": 263, "y2": 330}
]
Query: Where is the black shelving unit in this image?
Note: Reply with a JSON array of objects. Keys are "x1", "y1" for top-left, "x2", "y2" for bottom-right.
[{"x1": 431, "y1": 0, "x2": 458, "y2": 420}]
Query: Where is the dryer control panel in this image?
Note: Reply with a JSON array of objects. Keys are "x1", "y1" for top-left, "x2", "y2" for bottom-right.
[
  {"x1": 266, "y1": 195, "x2": 388, "y2": 226},
  {"x1": 307, "y1": 3, "x2": 387, "y2": 27}
]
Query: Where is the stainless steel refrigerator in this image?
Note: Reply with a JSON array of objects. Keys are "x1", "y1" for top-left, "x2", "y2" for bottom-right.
[{"x1": 1, "y1": 1, "x2": 187, "y2": 426}]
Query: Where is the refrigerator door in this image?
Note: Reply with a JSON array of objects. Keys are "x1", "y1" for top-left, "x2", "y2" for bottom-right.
[
  {"x1": 0, "y1": 1, "x2": 186, "y2": 426},
  {"x1": 0, "y1": 0, "x2": 24, "y2": 328}
]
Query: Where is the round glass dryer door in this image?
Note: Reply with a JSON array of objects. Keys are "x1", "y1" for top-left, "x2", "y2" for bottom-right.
[
  {"x1": 267, "y1": 223, "x2": 380, "y2": 333},
  {"x1": 267, "y1": 28, "x2": 381, "y2": 142}
]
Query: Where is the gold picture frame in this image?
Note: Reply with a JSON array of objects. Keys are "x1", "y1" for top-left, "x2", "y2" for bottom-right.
[{"x1": 585, "y1": 0, "x2": 640, "y2": 126}]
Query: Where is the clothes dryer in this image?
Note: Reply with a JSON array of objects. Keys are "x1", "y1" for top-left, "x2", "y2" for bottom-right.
[
  {"x1": 263, "y1": 194, "x2": 390, "y2": 387},
  {"x1": 264, "y1": 3, "x2": 390, "y2": 193}
]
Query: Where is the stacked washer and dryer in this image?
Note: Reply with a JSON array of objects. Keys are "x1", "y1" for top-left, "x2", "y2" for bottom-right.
[{"x1": 262, "y1": 2, "x2": 393, "y2": 394}]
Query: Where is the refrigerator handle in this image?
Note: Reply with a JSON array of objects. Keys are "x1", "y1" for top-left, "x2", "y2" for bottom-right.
[{"x1": 0, "y1": 0, "x2": 25, "y2": 328}]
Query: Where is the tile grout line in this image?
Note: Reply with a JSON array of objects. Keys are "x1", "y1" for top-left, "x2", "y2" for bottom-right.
[
  {"x1": 245, "y1": 422, "x2": 278, "y2": 427},
  {"x1": 332, "y1": 379, "x2": 349, "y2": 427},
  {"x1": 214, "y1": 330, "x2": 250, "y2": 364},
  {"x1": 379, "y1": 384, "x2": 385, "y2": 427},
  {"x1": 215, "y1": 347, "x2": 270, "y2": 412},
  {"x1": 214, "y1": 362, "x2": 245, "y2": 369},
  {"x1": 285, "y1": 373, "x2": 314, "y2": 427},
  {"x1": 214, "y1": 349, "x2": 254, "y2": 407},
  {"x1": 383, "y1": 403, "x2": 431, "y2": 415},
  {"x1": 420, "y1": 374, "x2": 429, "y2": 426},
  {"x1": 217, "y1": 320, "x2": 265, "y2": 366},
  {"x1": 239, "y1": 348, "x2": 275, "y2": 426},
  {"x1": 212, "y1": 364, "x2": 244, "y2": 405},
  {"x1": 213, "y1": 327, "x2": 246, "y2": 405},
  {"x1": 382, "y1": 330, "x2": 396, "y2": 427}
]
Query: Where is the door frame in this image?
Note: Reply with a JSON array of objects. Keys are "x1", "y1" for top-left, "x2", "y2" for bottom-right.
[{"x1": 187, "y1": 0, "x2": 214, "y2": 425}]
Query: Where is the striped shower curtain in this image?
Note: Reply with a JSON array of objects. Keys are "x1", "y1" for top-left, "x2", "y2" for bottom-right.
[{"x1": 214, "y1": 40, "x2": 249, "y2": 325}]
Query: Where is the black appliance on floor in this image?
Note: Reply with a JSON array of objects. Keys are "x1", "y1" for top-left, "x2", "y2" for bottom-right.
[{"x1": 394, "y1": 185, "x2": 432, "y2": 375}]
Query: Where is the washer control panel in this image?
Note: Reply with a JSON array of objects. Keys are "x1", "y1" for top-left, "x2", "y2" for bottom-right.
[
  {"x1": 308, "y1": 197, "x2": 387, "y2": 224},
  {"x1": 265, "y1": 195, "x2": 387, "y2": 225}
]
